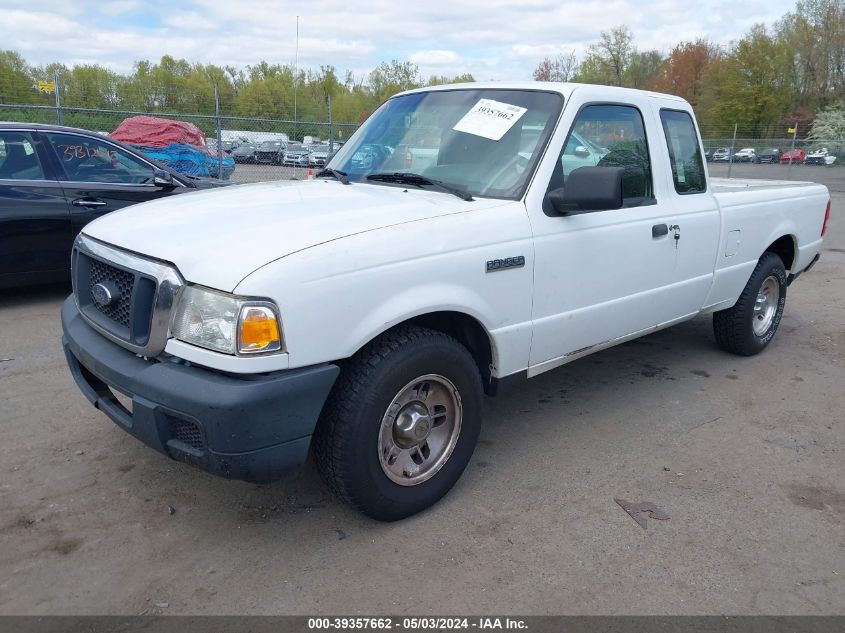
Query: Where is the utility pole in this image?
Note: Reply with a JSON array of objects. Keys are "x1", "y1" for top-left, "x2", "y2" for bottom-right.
[{"x1": 294, "y1": 15, "x2": 299, "y2": 141}]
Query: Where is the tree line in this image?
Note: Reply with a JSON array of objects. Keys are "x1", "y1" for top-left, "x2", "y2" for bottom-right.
[
  {"x1": 0, "y1": 52, "x2": 472, "y2": 126},
  {"x1": 533, "y1": 0, "x2": 845, "y2": 138}
]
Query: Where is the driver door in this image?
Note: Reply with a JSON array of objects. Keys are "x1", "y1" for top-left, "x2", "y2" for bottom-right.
[
  {"x1": 42, "y1": 131, "x2": 184, "y2": 237},
  {"x1": 526, "y1": 96, "x2": 684, "y2": 374}
]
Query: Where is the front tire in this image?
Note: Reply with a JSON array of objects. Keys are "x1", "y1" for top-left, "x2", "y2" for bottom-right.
[
  {"x1": 713, "y1": 252, "x2": 787, "y2": 356},
  {"x1": 313, "y1": 326, "x2": 483, "y2": 521}
]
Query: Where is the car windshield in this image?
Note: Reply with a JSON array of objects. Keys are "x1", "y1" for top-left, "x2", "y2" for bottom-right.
[
  {"x1": 260, "y1": 142, "x2": 281, "y2": 149},
  {"x1": 287, "y1": 143, "x2": 303, "y2": 151},
  {"x1": 328, "y1": 88, "x2": 564, "y2": 199}
]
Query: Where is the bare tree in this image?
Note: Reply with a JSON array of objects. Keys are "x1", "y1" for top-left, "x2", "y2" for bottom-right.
[{"x1": 533, "y1": 51, "x2": 578, "y2": 82}]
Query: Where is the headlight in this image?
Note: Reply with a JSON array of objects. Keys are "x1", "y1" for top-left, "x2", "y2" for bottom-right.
[{"x1": 171, "y1": 285, "x2": 282, "y2": 355}]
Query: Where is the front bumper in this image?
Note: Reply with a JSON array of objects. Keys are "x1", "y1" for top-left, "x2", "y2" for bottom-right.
[{"x1": 61, "y1": 296, "x2": 339, "y2": 482}]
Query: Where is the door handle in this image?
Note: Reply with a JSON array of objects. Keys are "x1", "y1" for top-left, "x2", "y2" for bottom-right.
[
  {"x1": 652, "y1": 223, "x2": 668, "y2": 238},
  {"x1": 72, "y1": 198, "x2": 107, "y2": 208}
]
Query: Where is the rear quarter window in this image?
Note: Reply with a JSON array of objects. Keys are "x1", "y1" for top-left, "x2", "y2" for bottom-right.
[{"x1": 660, "y1": 109, "x2": 706, "y2": 194}]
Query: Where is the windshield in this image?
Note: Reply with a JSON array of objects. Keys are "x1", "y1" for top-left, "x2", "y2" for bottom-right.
[
  {"x1": 287, "y1": 143, "x2": 304, "y2": 151},
  {"x1": 328, "y1": 89, "x2": 563, "y2": 199}
]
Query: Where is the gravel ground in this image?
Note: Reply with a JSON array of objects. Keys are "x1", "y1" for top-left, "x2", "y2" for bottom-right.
[{"x1": 0, "y1": 165, "x2": 843, "y2": 615}]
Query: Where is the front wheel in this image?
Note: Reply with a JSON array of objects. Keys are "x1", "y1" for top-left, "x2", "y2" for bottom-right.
[
  {"x1": 313, "y1": 326, "x2": 483, "y2": 521},
  {"x1": 713, "y1": 252, "x2": 787, "y2": 356}
]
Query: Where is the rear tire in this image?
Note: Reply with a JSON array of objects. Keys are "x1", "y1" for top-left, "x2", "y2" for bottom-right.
[
  {"x1": 313, "y1": 326, "x2": 483, "y2": 521},
  {"x1": 713, "y1": 252, "x2": 787, "y2": 356}
]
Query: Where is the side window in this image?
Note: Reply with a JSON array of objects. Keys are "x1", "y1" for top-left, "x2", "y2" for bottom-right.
[
  {"x1": 660, "y1": 110, "x2": 706, "y2": 194},
  {"x1": 46, "y1": 133, "x2": 154, "y2": 185},
  {"x1": 0, "y1": 131, "x2": 46, "y2": 180},
  {"x1": 551, "y1": 104, "x2": 653, "y2": 207}
]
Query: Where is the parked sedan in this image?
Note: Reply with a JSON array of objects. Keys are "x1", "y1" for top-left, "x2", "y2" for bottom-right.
[
  {"x1": 283, "y1": 143, "x2": 311, "y2": 167},
  {"x1": 0, "y1": 123, "x2": 228, "y2": 289},
  {"x1": 733, "y1": 148, "x2": 758, "y2": 163},
  {"x1": 254, "y1": 140, "x2": 286, "y2": 164},
  {"x1": 711, "y1": 147, "x2": 731, "y2": 162},
  {"x1": 308, "y1": 145, "x2": 331, "y2": 167},
  {"x1": 757, "y1": 148, "x2": 782, "y2": 164},
  {"x1": 780, "y1": 148, "x2": 806, "y2": 164},
  {"x1": 231, "y1": 142, "x2": 258, "y2": 163}
]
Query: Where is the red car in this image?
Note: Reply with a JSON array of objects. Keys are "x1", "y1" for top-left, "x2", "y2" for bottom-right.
[{"x1": 780, "y1": 148, "x2": 806, "y2": 164}]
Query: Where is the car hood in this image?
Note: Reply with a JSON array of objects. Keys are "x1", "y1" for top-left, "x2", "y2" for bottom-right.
[{"x1": 82, "y1": 179, "x2": 503, "y2": 291}]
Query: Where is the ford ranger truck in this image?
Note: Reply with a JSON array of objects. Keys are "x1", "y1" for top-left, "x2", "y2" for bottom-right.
[{"x1": 62, "y1": 83, "x2": 831, "y2": 521}]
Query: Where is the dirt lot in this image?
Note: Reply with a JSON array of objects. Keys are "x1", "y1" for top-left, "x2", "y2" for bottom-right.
[
  {"x1": 1, "y1": 165, "x2": 843, "y2": 615},
  {"x1": 230, "y1": 163, "x2": 312, "y2": 184}
]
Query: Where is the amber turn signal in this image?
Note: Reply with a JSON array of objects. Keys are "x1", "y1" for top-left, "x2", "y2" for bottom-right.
[{"x1": 238, "y1": 306, "x2": 282, "y2": 353}]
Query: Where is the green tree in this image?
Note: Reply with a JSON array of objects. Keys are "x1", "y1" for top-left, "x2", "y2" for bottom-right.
[
  {"x1": 368, "y1": 60, "x2": 420, "y2": 102},
  {"x1": 575, "y1": 26, "x2": 635, "y2": 86},
  {"x1": 0, "y1": 50, "x2": 39, "y2": 104}
]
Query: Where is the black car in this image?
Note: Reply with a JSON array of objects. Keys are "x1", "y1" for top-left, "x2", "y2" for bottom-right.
[
  {"x1": 0, "y1": 123, "x2": 228, "y2": 289},
  {"x1": 254, "y1": 140, "x2": 286, "y2": 164},
  {"x1": 758, "y1": 148, "x2": 782, "y2": 164}
]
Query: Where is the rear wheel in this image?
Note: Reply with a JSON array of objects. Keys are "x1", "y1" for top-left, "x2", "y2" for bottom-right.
[
  {"x1": 313, "y1": 326, "x2": 483, "y2": 521},
  {"x1": 713, "y1": 252, "x2": 787, "y2": 356}
]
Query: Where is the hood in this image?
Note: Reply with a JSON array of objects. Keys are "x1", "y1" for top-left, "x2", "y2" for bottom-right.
[{"x1": 82, "y1": 179, "x2": 504, "y2": 291}]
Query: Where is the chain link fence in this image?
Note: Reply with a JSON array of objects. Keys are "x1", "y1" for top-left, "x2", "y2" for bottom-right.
[
  {"x1": 699, "y1": 124, "x2": 843, "y2": 171},
  {"x1": 0, "y1": 101, "x2": 360, "y2": 184}
]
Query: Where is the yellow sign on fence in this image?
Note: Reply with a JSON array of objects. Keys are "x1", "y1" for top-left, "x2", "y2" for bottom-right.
[
  {"x1": 787, "y1": 127, "x2": 796, "y2": 134},
  {"x1": 36, "y1": 81, "x2": 55, "y2": 93}
]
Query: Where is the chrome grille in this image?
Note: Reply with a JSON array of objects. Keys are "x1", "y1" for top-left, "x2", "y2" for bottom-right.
[
  {"x1": 72, "y1": 234, "x2": 184, "y2": 357},
  {"x1": 88, "y1": 258, "x2": 134, "y2": 328}
]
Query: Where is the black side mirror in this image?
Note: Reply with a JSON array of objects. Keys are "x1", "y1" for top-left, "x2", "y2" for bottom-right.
[
  {"x1": 153, "y1": 169, "x2": 174, "y2": 187},
  {"x1": 547, "y1": 166, "x2": 624, "y2": 215}
]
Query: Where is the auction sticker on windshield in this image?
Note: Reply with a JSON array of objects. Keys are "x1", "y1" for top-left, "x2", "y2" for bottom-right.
[{"x1": 453, "y1": 99, "x2": 528, "y2": 141}]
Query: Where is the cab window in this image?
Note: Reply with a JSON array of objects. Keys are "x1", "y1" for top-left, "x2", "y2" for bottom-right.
[
  {"x1": 46, "y1": 133, "x2": 155, "y2": 185},
  {"x1": 660, "y1": 109, "x2": 706, "y2": 194},
  {"x1": 548, "y1": 104, "x2": 654, "y2": 210},
  {"x1": 0, "y1": 131, "x2": 46, "y2": 180}
]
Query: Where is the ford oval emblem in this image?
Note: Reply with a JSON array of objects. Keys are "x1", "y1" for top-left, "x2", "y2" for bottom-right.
[{"x1": 92, "y1": 282, "x2": 118, "y2": 307}]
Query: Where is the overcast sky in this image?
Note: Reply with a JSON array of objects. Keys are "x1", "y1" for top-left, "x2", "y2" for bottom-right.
[{"x1": 2, "y1": 0, "x2": 798, "y2": 81}]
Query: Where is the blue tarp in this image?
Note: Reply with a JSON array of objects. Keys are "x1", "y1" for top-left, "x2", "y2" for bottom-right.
[{"x1": 132, "y1": 143, "x2": 235, "y2": 180}]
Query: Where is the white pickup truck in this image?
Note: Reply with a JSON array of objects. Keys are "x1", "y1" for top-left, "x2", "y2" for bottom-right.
[{"x1": 62, "y1": 82, "x2": 831, "y2": 521}]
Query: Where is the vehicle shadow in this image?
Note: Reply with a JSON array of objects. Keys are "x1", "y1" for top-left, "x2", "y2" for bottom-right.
[{"x1": 0, "y1": 282, "x2": 71, "y2": 310}]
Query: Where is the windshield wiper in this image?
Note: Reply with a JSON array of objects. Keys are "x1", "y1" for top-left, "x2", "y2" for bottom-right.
[
  {"x1": 366, "y1": 172, "x2": 474, "y2": 201},
  {"x1": 315, "y1": 168, "x2": 350, "y2": 185}
]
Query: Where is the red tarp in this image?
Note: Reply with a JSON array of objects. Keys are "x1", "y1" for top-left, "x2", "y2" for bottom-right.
[{"x1": 110, "y1": 115, "x2": 208, "y2": 148}]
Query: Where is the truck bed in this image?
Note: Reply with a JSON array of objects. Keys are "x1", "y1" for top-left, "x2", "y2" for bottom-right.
[{"x1": 710, "y1": 177, "x2": 819, "y2": 193}]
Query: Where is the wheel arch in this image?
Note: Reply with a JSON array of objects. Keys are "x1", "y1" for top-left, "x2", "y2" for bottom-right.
[
  {"x1": 351, "y1": 310, "x2": 499, "y2": 396},
  {"x1": 763, "y1": 234, "x2": 797, "y2": 271}
]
